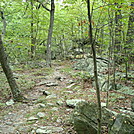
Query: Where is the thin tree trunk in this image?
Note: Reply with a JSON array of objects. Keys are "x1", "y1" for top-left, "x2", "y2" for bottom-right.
[
  {"x1": 87, "y1": 0, "x2": 102, "y2": 133},
  {"x1": 30, "y1": 0, "x2": 36, "y2": 58},
  {"x1": 46, "y1": 0, "x2": 55, "y2": 67},
  {"x1": 0, "y1": 35, "x2": 24, "y2": 101},
  {"x1": 125, "y1": 2, "x2": 134, "y2": 73}
]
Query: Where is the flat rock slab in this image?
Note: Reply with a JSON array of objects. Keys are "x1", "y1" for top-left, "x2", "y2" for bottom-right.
[
  {"x1": 36, "y1": 126, "x2": 63, "y2": 134},
  {"x1": 27, "y1": 116, "x2": 38, "y2": 121},
  {"x1": 66, "y1": 99, "x2": 86, "y2": 108},
  {"x1": 46, "y1": 82, "x2": 58, "y2": 87},
  {"x1": 36, "y1": 81, "x2": 58, "y2": 87}
]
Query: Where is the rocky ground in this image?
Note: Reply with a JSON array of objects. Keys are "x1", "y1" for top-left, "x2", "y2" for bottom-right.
[{"x1": 0, "y1": 60, "x2": 133, "y2": 134}]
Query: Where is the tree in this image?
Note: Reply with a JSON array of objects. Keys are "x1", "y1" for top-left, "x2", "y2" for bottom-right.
[
  {"x1": 87, "y1": 0, "x2": 102, "y2": 133},
  {"x1": 46, "y1": 0, "x2": 55, "y2": 67},
  {"x1": 0, "y1": 35, "x2": 25, "y2": 101}
]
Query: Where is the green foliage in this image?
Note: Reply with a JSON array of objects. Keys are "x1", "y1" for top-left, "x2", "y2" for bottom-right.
[{"x1": 72, "y1": 71, "x2": 91, "y2": 80}]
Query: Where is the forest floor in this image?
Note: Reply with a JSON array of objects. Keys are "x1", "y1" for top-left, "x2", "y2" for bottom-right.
[{"x1": 0, "y1": 60, "x2": 133, "y2": 134}]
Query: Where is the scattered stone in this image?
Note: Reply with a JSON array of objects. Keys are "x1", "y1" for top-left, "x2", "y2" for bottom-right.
[
  {"x1": 51, "y1": 107, "x2": 58, "y2": 111},
  {"x1": 36, "y1": 126, "x2": 63, "y2": 134},
  {"x1": 27, "y1": 116, "x2": 38, "y2": 121},
  {"x1": 66, "y1": 83, "x2": 76, "y2": 89},
  {"x1": 36, "y1": 81, "x2": 48, "y2": 86},
  {"x1": 6, "y1": 99, "x2": 14, "y2": 106},
  {"x1": 55, "y1": 76, "x2": 66, "y2": 81},
  {"x1": 101, "y1": 102, "x2": 107, "y2": 107},
  {"x1": 6, "y1": 122, "x2": 13, "y2": 125},
  {"x1": 66, "y1": 99, "x2": 86, "y2": 108},
  {"x1": 56, "y1": 119, "x2": 61, "y2": 123},
  {"x1": 63, "y1": 91, "x2": 73, "y2": 94},
  {"x1": 46, "y1": 82, "x2": 58, "y2": 87},
  {"x1": 38, "y1": 103, "x2": 46, "y2": 108},
  {"x1": 37, "y1": 112, "x2": 46, "y2": 118},
  {"x1": 46, "y1": 94, "x2": 57, "y2": 99},
  {"x1": 90, "y1": 88, "x2": 96, "y2": 93},
  {"x1": 67, "y1": 79, "x2": 75, "y2": 84},
  {"x1": 56, "y1": 100, "x2": 64, "y2": 106},
  {"x1": 47, "y1": 103, "x2": 55, "y2": 106},
  {"x1": 43, "y1": 90, "x2": 51, "y2": 96}
]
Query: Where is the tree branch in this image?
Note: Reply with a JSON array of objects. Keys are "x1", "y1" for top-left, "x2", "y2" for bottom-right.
[{"x1": 35, "y1": 0, "x2": 50, "y2": 12}]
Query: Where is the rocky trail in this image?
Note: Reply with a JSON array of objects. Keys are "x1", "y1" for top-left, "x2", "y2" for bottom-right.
[
  {"x1": 0, "y1": 63, "x2": 77, "y2": 134},
  {"x1": 0, "y1": 60, "x2": 134, "y2": 134}
]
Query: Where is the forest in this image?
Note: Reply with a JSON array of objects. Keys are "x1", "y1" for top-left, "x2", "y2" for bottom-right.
[{"x1": 0, "y1": 0, "x2": 134, "y2": 134}]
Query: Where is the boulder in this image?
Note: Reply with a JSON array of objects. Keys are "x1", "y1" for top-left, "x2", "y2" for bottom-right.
[
  {"x1": 109, "y1": 114, "x2": 134, "y2": 134},
  {"x1": 71, "y1": 102, "x2": 114, "y2": 134},
  {"x1": 66, "y1": 99, "x2": 86, "y2": 108}
]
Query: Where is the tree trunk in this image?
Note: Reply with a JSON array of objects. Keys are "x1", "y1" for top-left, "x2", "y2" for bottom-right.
[
  {"x1": 46, "y1": 0, "x2": 55, "y2": 67},
  {"x1": 87, "y1": 0, "x2": 102, "y2": 133},
  {"x1": 30, "y1": 0, "x2": 36, "y2": 58},
  {"x1": 0, "y1": 35, "x2": 24, "y2": 102},
  {"x1": 126, "y1": 2, "x2": 134, "y2": 44}
]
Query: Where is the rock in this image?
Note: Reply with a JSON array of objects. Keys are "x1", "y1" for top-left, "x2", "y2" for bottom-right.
[
  {"x1": 55, "y1": 76, "x2": 66, "y2": 81},
  {"x1": 71, "y1": 102, "x2": 114, "y2": 134},
  {"x1": 36, "y1": 126, "x2": 63, "y2": 134},
  {"x1": 6, "y1": 99, "x2": 14, "y2": 106},
  {"x1": 66, "y1": 99, "x2": 86, "y2": 108},
  {"x1": 43, "y1": 90, "x2": 51, "y2": 96},
  {"x1": 56, "y1": 100, "x2": 64, "y2": 106},
  {"x1": 63, "y1": 91, "x2": 73, "y2": 94},
  {"x1": 38, "y1": 103, "x2": 46, "y2": 108},
  {"x1": 67, "y1": 79, "x2": 75, "y2": 84},
  {"x1": 36, "y1": 81, "x2": 48, "y2": 86},
  {"x1": 27, "y1": 116, "x2": 38, "y2": 121},
  {"x1": 51, "y1": 107, "x2": 58, "y2": 111},
  {"x1": 66, "y1": 83, "x2": 76, "y2": 89},
  {"x1": 6, "y1": 122, "x2": 13, "y2": 125},
  {"x1": 109, "y1": 114, "x2": 134, "y2": 134},
  {"x1": 47, "y1": 103, "x2": 55, "y2": 106},
  {"x1": 101, "y1": 102, "x2": 106, "y2": 107},
  {"x1": 46, "y1": 94, "x2": 57, "y2": 99},
  {"x1": 46, "y1": 82, "x2": 58, "y2": 87},
  {"x1": 37, "y1": 112, "x2": 46, "y2": 118}
]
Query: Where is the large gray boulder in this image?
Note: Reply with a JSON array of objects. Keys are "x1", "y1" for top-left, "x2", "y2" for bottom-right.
[
  {"x1": 109, "y1": 114, "x2": 134, "y2": 134},
  {"x1": 71, "y1": 102, "x2": 114, "y2": 134},
  {"x1": 71, "y1": 101, "x2": 134, "y2": 134}
]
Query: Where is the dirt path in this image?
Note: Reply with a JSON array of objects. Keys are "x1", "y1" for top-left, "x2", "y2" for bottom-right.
[
  {"x1": 0, "y1": 61, "x2": 133, "y2": 134},
  {"x1": 0, "y1": 64, "x2": 76, "y2": 134}
]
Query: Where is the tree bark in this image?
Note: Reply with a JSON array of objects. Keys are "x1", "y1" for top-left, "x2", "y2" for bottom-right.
[
  {"x1": 0, "y1": 35, "x2": 24, "y2": 101},
  {"x1": 126, "y1": 2, "x2": 134, "y2": 44},
  {"x1": 46, "y1": 0, "x2": 55, "y2": 67},
  {"x1": 30, "y1": 0, "x2": 36, "y2": 58},
  {"x1": 87, "y1": 0, "x2": 102, "y2": 133}
]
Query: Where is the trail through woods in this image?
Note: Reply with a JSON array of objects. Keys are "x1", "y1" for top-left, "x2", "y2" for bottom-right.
[{"x1": 0, "y1": 61, "x2": 133, "y2": 134}]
